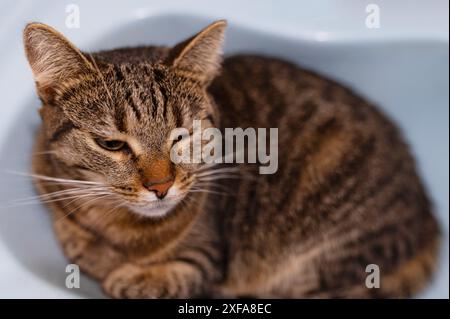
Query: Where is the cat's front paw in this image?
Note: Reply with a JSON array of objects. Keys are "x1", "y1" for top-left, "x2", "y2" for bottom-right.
[{"x1": 102, "y1": 263, "x2": 172, "y2": 299}]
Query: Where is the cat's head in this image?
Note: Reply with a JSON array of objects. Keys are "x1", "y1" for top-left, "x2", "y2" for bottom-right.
[{"x1": 23, "y1": 20, "x2": 227, "y2": 217}]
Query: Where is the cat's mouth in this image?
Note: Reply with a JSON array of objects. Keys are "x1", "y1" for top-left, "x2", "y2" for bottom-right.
[{"x1": 125, "y1": 192, "x2": 185, "y2": 218}]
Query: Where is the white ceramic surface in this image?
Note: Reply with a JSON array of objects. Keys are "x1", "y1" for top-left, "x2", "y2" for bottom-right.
[{"x1": 0, "y1": 0, "x2": 448, "y2": 298}]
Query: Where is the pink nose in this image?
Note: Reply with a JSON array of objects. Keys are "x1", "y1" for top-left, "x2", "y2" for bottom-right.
[{"x1": 143, "y1": 178, "x2": 174, "y2": 199}]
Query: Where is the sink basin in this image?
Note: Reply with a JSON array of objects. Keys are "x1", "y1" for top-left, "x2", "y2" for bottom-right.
[{"x1": 0, "y1": 0, "x2": 447, "y2": 298}]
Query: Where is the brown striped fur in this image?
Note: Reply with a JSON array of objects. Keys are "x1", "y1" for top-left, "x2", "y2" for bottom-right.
[{"x1": 24, "y1": 21, "x2": 440, "y2": 298}]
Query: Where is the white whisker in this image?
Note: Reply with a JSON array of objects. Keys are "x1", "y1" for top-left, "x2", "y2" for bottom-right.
[
  {"x1": 10, "y1": 191, "x2": 112, "y2": 207},
  {"x1": 12, "y1": 186, "x2": 110, "y2": 203},
  {"x1": 187, "y1": 189, "x2": 229, "y2": 196},
  {"x1": 6, "y1": 171, "x2": 102, "y2": 186},
  {"x1": 197, "y1": 175, "x2": 243, "y2": 182},
  {"x1": 54, "y1": 193, "x2": 114, "y2": 223},
  {"x1": 196, "y1": 167, "x2": 240, "y2": 178}
]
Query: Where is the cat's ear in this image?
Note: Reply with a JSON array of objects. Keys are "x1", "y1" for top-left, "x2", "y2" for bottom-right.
[
  {"x1": 166, "y1": 20, "x2": 227, "y2": 84},
  {"x1": 23, "y1": 22, "x2": 94, "y2": 102}
]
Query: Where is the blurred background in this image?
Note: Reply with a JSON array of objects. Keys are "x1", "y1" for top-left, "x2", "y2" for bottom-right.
[{"x1": 0, "y1": 0, "x2": 448, "y2": 298}]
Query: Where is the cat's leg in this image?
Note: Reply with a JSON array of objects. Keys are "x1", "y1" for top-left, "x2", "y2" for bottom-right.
[
  {"x1": 102, "y1": 262, "x2": 201, "y2": 299},
  {"x1": 52, "y1": 209, "x2": 126, "y2": 280},
  {"x1": 101, "y1": 210, "x2": 224, "y2": 299},
  {"x1": 102, "y1": 245, "x2": 222, "y2": 298}
]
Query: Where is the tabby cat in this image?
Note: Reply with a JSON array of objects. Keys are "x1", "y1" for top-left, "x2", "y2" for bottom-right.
[{"x1": 23, "y1": 20, "x2": 440, "y2": 298}]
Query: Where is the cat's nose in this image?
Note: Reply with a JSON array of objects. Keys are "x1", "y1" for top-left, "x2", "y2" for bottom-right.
[{"x1": 143, "y1": 177, "x2": 174, "y2": 199}]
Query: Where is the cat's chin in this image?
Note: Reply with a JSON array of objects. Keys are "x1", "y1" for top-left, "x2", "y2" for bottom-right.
[{"x1": 127, "y1": 200, "x2": 179, "y2": 218}]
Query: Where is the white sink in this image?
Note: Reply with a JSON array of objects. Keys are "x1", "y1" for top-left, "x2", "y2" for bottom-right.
[{"x1": 0, "y1": 0, "x2": 448, "y2": 298}]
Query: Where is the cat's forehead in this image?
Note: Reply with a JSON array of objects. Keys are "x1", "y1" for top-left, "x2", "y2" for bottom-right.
[
  {"x1": 106, "y1": 62, "x2": 165, "y2": 83},
  {"x1": 56, "y1": 61, "x2": 205, "y2": 140}
]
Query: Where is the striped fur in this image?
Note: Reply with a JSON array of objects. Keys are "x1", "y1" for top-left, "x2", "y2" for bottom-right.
[{"x1": 25, "y1": 21, "x2": 440, "y2": 298}]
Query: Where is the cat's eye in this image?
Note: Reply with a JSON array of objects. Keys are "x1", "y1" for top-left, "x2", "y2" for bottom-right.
[{"x1": 95, "y1": 138, "x2": 126, "y2": 151}]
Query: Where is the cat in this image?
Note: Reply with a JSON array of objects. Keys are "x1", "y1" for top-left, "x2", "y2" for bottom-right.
[{"x1": 23, "y1": 20, "x2": 440, "y2": 298}]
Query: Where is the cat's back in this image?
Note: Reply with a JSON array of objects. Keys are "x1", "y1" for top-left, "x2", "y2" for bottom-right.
[
  {"x1": 210, "y1": 54, "x2": 371, "y2": 129},
  {"x1": 208, "y1": 54, "x2": 440, "y2": 297}
]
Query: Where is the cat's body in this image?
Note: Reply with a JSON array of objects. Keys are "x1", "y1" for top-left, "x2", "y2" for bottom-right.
[{"x1": 26, "y1": 21, "x2": 440, "y2": 298}]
